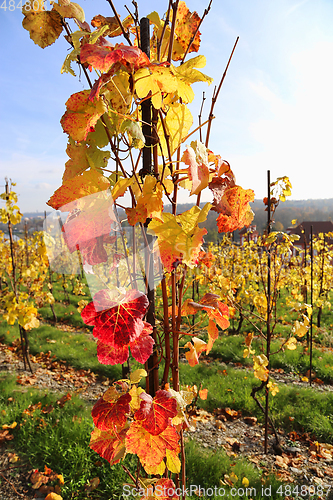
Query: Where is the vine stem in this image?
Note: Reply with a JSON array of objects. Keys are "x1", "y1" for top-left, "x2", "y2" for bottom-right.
[{"x1": 205, "y1": 36, "x2": 239, "y2": 149}]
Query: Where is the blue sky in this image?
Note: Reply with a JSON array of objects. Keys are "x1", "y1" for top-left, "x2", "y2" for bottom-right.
[{"x1": 1, "y1": 0, "x2": 333, "y2": 212}]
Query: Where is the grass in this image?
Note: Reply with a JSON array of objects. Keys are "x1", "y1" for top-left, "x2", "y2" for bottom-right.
[
  {"x1": 0, "y1": 322, "x2": 121, "y2": 380},
  {"x1": 0, "y1": 373, "x2": 135, "y2": 499},
  {"x1": 179, "y1": 361, "x2": 333, "y2": 443}
]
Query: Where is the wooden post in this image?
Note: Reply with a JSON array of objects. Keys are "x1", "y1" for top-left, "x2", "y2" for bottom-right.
[
  {"x1": 140, "y1": 17, "x2": 159, "y2": 397},
  {"x1": 309, "y1": 225, "x2": 313, "y2": 386},
  {"x1": 264, "y1": 170, "x2": 271, "y2": 454}
]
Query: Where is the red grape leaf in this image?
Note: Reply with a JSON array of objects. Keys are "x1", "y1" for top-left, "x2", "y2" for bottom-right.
[
  {"x1": 47, "y1": 170, "x2": 110, "y2": 211},
  {"x1": 60, "y1": 90, "x2": 107, "y2": 142},
  {"x1": 125, "y1": 422, "x2": 179, "y2": 467},
  {"x1": 92, "y1": 393, "x2": 131, "y2": 430},
  {"x1": 81, "y1": 289, "x2": 149, "y2": 348},
  {"x1": 90, "y1": 426, "x2": 127, "y2": 465},
  {"x1": 134, "y1": 390, "x2": 177, "y2": 435},
  {"x1": 97, "y1": 341, "x2": 128, "y2": 365},
  {"x1": 80, "y1": 42, "x2": 149, "y2": 74},
  {"x1": 130, "y1": 322, "x2": 154, "y2": 364},
  {"x1": 61, "y1": 193, "x2": 118, "y2": 265}
]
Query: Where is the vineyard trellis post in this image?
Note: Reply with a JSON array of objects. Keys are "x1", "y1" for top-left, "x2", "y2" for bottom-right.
[
  {"x1": 310, "y1": 224, "x2": 314, "y2": 386},
  {"x1": 264, "y1": 169, "x2": 272, "y2": 454}
]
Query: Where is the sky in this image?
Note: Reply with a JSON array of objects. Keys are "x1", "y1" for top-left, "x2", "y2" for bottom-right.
[{"x1": 1, "y1": 0, "x2": 333, "y2": 212}]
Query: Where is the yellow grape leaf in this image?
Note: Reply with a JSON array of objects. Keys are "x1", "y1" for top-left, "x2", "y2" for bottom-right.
[
  {"x1": 172, "y1": 1, "x2": 201, "y2": 61},
  {"x1": 130, "y1": 369, "x2": 147, "y2": 385},
  {"x1": 51, "y1": 0, "x2": 85, "y2": 22},
  {"x1": 166, "y1": 448, "x2": 181, "y2": 473},
  {"x1": 184, "y1": 337, "x2": 207, "y2": 366},
  {"x1": 47, "y1": 170, "x2": 110, "y2": 210},
  {"x1": 61, "y1": 90, "x2": 107, "y2": 143},
  {"x1": 253, "y1": 293, "x2": 267, "y2": 317},
  {"x1": 22, "y1": 5, "x2": 63, "y2": 48},
  {"x1": 61, "y1": 47, "x2": 80, "y2": 77},
  {"x1": 157, "y1": 102, "x2": 193, "y2": 158},
  {"x1": 285, "y1": 337, "x2": 297, "y2": 350},
  {"x1": 171, "y1": 55, "x2": 213, "y2": 103},
  {"x1": 129, "y1": 386, "x2": 145, "y2": 412},
  {"x1": 111, "y1": 177, "x2": 134, "y2": 201},
  {"x1": 62, "y1": 141, "x2": 90, "y2": 182},
  {"x1": 103, "y1": 71, "x2": 132, "y2": 127},
  {"x1": 293, "y1": 318, "x2": 309, "y2": 338},
  {"x1": 91, "y1": 14, "x2": 135, "y2": 38},
  {"x1": 253, "y1": 354, "x2": 269, "y2": 382},
  {"x1": 148, "y1": 11, "x2": 184, "y2": 62},
  {"x1": 134, "y1": 65, "x2": 178, "y2": 110},
  {"x1": 142, "y1": 459, "x2": 166, "y2": 475},
  {"x1": 267, "y1": 380, "x2": 279, "y2": 396},
  {"x1": 148, "y1": 204, "x2": 211, "y2": 271},
  {"x1": 125, "y1": 175, "x2": 163, "y2": 225}
]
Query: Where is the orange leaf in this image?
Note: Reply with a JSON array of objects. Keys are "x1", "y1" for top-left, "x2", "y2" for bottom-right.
[
  {"x1": 60, "y1": 90, "x2": 107, "y2": 143},
  {"x1": 181, "y1": 140, "x2": 210, "y2": 195},
  {"x1": 90, "y1": 426, "x2": 127, "y2": 466},
  {"x1": 125, "y1": 422, "x2": 179, "y2": 467},
  {"x1": 184, "y1": 337, "x2": 207, "y2": 367},
  {"x1": 47, "y1": 170, "x2": 110, "y2": 211}
]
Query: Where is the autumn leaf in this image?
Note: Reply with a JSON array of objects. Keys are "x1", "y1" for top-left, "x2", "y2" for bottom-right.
[
  {"x1": 199, "y1": 388, "x2": 208, "y2": 400},
  {"x1": 129, "y1": 323, "x2": 154, "y2": 364},
  {"x1": 180, "y1": 140, "x2": 210, "y2": 195},
  {"x1": 51, "y1": 0, "x2": 85, "y2": 23},
  {"x1": 47, "y1": 170, "x2": 110, "y2": 211},
  {"x1": 157, "y1": 102, "x2": 193, "y2": 158},
  {"x1": 253, "y1": 354, "x2": 269, "y2": 382},
  {"x1": 91, "y1": 14, "x2": 135, "y2": 38},
  {"x1": 134, "y1": 65, "x2": 178, "y2": 110},
  {"x1": 60, "y1": 90, "x2": 107, "y2": 143},
  {"x1": 81, "y1": 289, "x2": 149, "y2": 349},
  {"x1": 125, "y1": 175, "x2": 163, "y2": 225},
  {"x1": 134, "y1": 390, "x2": 177, "y2": 435},
  {"x1": 184, "y1": 337, "x2": 207, "y2": 367},
  {"x1": 90, "y1": 426, "x2": 127, "y2": 465},
  {"x1": 44, "y1": 493, "x2": 63, "y2": 500},
  {"x1": 61, "y1": 191, "x2": 118, "y2": 265},
  {"x1": 80, "y1": 42, "x2": 149, "y2": 74},
  {"x1": 148, "y1": 204, "x2": 211, "y2": 271},
  {"x1": 22, "y1": 5, "x2": 63, "y2": 48},
  {"x1": 210, "y1": 180, "x2": 255, "y2": 233},
  {"x1": 92, "y1": 393, "x2": 131, "y2": 430},
  {"x1": 125, "y1": 422, "x2": 179, "y2": 468},
  {"x1": 285, "y1": 337, "x2": 297, "y2": 350},
  {"x1": 173, "y1": 1, "x2": 201, "y2": 61},
  {"x1": 97, "y1": 322, "x2": 154, "y2": 365}
]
